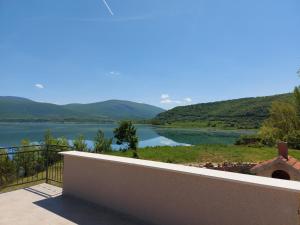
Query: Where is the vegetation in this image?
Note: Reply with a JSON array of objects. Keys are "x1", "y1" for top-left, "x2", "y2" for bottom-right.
[
  {"x1": 0, "y1": 149, "x2": 15, "y2": 186},
  {"x1": 294, "y1": 86, "x2": 300, "y2": 116},
  {"x1": 259, "y1": 101, "x2": 300, "y2": 148},
  {"x1": 114, "y1": 121, "x2": 139, "y2": 157},
  {"x1": 72, "y1": 135, "x2": 88, "y2": 152},
  {"x1": 152, "y1": 93, "x2": 293, "y2": 129},
  {"x1": 93, "y1": 130, "x2": 112, "y2": 153},
  {"x1": 43, "y1": 130, "x2": 69, "y2": 147},
  {"x1": 0, "y1": 96, "x2": 164, "y2": 122},
  {"x1": 107, "y1": 144, "x2": 300, "y2": 164},
  {"x1": 235, "y1": 134, "x2": 262, "y2": 146},
  {"x1": 13, "y1": 140, "x2": 38, "y2": 177},
  {"x1": 258, "y1": 72, "x2": 300, "y2": 149},
  {"x1": 0, "y1": 156, "x2": 62, "y2": 193}
]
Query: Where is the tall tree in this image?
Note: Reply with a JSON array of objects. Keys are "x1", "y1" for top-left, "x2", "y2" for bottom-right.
[
  {"x1": 114, "y1": 121, "x2": 138, "y2": 151},
  {"x1": 259, "y1": 101, "x2": 300, "y2": 147},
  {"x1": 259, "y1": 69, "x2": 300, "y2": 149},
  {"x1": 295, "y1": 68, "x2": 300, "y2": 116}
]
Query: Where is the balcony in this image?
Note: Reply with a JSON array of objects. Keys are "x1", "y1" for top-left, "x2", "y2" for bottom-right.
[
  {"x1": 0, "y1": 183, "x2": 149, "y2": 225},
  {"x1": 1, "y1": 147, "x2": 300, "y2": 225}
]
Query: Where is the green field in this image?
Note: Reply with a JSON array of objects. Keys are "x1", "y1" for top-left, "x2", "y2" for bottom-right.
[{"x1": 107, "y1": 144, "x2": 300, "y2": 164}]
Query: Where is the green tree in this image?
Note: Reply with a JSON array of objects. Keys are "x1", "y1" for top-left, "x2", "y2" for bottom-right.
[
  {"x1": 114, "y1": 121, "x2": 138, "y2": 157},
  {"x1": 43, "y1": 130, "x2": 69, "y2": 147},
  {"x1": 44, "y1": 130, "x2": 57, "y2": 146},
  {"x1": 57, "y1": 137, "x2": 69, "y2": 146},
  {"x1": 294, "y1": 87, "x2": 300, "y2": 115},
  {"x1": 73, "y1": 135, "x2": 88, "y2": 151},
  {"x1": 0, "y1": 149, "x2": 16, "y2": 186},
  {"x1": 14, "y1": 139, "x2": 37, "y2": 177},
  {"x1": 259, "y1": 101, "x2": 300, "y2": 147},
  {"x1": 42, "y1": 130, "x2": 68, "y2": 166},
  {"x1": 93, "y1": 130, "x2": 112, "y2": 153},
  {"x1": 294, "y1": 69, "x2": 300, "y2": 116}
]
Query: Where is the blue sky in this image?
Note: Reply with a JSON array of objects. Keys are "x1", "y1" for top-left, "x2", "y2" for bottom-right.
[{"x1": 0, "y1": 0, "x2": 299, "y2": 109}]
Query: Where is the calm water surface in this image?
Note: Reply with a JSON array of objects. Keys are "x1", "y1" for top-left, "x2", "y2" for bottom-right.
[{"x1": 0, "y1": 123, "x2": 255, "y2": 148}]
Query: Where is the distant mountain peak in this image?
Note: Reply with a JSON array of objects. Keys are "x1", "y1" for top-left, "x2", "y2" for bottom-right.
[
  {"x1": 0, "y1": 96, "x2": 165, "y2": 122},
  {"x1": 0, "y1": 96, "x2": 33, "y2": 102}
]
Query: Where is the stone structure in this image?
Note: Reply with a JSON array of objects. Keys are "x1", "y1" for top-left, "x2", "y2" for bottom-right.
[{"x1": 251, "y1": 142, "x2": 300, "y2": 181}]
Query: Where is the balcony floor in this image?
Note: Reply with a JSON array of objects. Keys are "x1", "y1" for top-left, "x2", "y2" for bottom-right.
[{"x1": 0, "y1": 183, "x2": 151, "y2": 225}]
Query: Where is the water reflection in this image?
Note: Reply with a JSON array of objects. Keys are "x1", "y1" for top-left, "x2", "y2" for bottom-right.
[{"x1": 0, "y1": 123, "x2": 253, "y2": 148}]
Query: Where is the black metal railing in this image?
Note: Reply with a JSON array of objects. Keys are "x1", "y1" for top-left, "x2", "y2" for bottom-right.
[{"x1": 0, "y1": 145, "x2": 69, "y2": 191}]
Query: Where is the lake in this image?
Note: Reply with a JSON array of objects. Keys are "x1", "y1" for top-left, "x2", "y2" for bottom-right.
[{"x1": 0, "y1": 123, "x2": 255, "y2": 148}]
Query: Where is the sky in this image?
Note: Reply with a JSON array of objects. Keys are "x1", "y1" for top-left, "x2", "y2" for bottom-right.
[{"x1": 0, "y1": 0, "x2": 300, "y2": 109}]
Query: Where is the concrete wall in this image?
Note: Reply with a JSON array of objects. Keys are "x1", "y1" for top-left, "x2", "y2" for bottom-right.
[{"x1": 61, "y1": 151, "x2": 300, "y2": 225}]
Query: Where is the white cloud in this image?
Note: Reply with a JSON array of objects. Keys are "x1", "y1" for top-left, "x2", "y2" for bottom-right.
[
  {"x1": 160, "y1": 94, "x2": 192, "y2": 105},
  {"x1": 160, "y1": 94, "x2": 181, "y2": 104},
  {"x1": 184, "y1": 97, "x2": 192, "y2": 103},
  {"x1": 107, "y1": 71, "x2": 121, "y2": 77},
  {"x1": 160, "y1": 98, "x2": 172, "y2": 104},
  {"x1": 35, "y1": 84, "x2": 44, "y2": 89},
  {"x1": 161, "y1": 94, "x2": 169, "y2": 99}
]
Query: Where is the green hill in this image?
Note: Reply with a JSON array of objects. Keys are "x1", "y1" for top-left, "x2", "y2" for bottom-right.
[
  {"x1": 0, "y1": 97, "x2": 164, "y2": 122},
  {"x1": 64, "y1": 100, "x2": 165, "y2": 120},
  {"x1": 0, "y1": 96, "x2": 87, "y2": 122},
  {"x1": 152, "y1": 93, "x2": 293, "y2": 129}
]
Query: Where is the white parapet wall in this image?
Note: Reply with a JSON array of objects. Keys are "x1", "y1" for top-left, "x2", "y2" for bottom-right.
[{"x1": 60, "y1": 151, "x2": 300, "y2": 225}]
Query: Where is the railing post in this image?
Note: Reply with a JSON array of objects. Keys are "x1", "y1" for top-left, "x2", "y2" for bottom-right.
[{"x1": 45, "y1": 144, "x2": 49, "y2": 184}]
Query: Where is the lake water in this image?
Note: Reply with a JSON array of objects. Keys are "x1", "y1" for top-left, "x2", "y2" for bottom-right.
[{"x1": 0, "y1": 123, "x2": 255, "y2": 148}]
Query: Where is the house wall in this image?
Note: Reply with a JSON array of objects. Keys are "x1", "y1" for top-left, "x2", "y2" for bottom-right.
[
  {"x1": 256, "y1": 163, "x2": 300, "y2": 181},
  {"x1": 61, "y1": 151, "x2": 300, "y2": 225}
]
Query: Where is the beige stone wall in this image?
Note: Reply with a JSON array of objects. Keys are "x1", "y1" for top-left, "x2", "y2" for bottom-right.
[
  {"x1": 256, "y1": 163, "x2": 300, "y2": 181},
  {"x1": 61, "y1": 152, "x2": 300, "y2": 225}
]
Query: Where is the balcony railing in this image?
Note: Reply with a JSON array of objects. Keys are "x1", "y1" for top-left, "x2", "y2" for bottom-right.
[{"x1": 0, "y1": 145, "x2": 69, "y2": 192}]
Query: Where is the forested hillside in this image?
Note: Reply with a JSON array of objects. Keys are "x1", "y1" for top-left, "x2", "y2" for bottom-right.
[{"x1": 153, "y1": 93, "x2": 293, "y2": 129}]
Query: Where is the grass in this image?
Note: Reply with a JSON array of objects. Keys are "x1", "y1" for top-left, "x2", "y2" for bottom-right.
[{"x1": 107, "y1": 144, "x2": 300, "y2": 164}]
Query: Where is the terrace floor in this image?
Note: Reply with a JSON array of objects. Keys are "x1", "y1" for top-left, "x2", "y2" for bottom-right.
[{"x1": 0, "y1": 183, "x2": 151, "y2": 225}]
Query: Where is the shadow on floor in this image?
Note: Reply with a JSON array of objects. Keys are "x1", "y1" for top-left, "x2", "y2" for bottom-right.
[{"x1": 33, "y1": 195, "x2": 152, "y2": 225}]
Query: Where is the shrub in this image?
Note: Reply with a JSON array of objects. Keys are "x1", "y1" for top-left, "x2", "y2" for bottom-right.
[
  {"x1": 235, "y1": 135, "x2": 261, "y2": 146},
  {"x1": 93, "y1": 130, "x2": 112, "y2": 153},
  {"x1": 73, "y1": 135, "x2": 88, "y2": 152}
]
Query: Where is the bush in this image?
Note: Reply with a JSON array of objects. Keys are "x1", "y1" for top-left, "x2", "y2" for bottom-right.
[
  {"x1": 93, "y1": 130, "x2": 112, "y2": 153},
  {"x1": 14, "y1": 140, "x2": 37, "y2": 177},
  {"x1": 286, "y1": 130, "x2": 300, "y2": 149},
  {"x1": 73, "y1": 135, "x2": 88, "y2": 152},
  {"x1": 235, "y1": 135, "x2": 261, "y2": 146},
  {"x1": 0, "y1": 149, "x2": 16, "y2": 186}
]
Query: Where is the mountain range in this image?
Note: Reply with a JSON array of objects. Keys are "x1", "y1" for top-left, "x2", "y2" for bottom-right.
[
  {"x1": 0, "y1": 93, "x2": 293, "y2": 128},
  {"x1": 0, "y1": 96, "x2": 165, "y2": 122}
]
